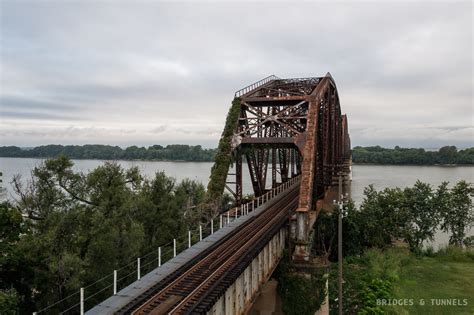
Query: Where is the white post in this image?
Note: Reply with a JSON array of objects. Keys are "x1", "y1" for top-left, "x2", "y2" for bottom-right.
[
  {"x1": 80, "y1": 287, "x2": 84, "y2": 315},
  {"x1": 113, "y1": 270, "x2": 117, "y2": 295},
  {"x1": 199, "y1": 225, "x2": 202, "y2": 241},
  {"x1": 211, "y1": 219, "x2": 214, "y2": 234},
  {"x1": 227, "y1": 211, "x2": 230, "y2": 224},
  {"x1": 235, "y1": 208, "x2": 238, "y2": 219},
  {"x1": 137, "y1": 258, "x2": 141, "y2": 280},
  {"x1": 188, "y1": 230, "x2": 191, "y2": 248},
  {"x1": 173, "y1": 239, "x2": 176, "y2": 257},
  {"x1": 158, "y1": 247, "x2": 161, "y2": 267},
  {"x1": 220, "y1": 215, "x2": 223, "y2": 229}
]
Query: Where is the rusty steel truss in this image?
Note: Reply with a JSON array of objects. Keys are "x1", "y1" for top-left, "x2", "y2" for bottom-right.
[{"x1": 225, "y1": 73, "x2": 350, "y2": 257}]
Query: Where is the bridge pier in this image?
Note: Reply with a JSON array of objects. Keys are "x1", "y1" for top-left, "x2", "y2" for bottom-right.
[{"x1": 291, "y1": 168, "x2": 351, "y2": 263}]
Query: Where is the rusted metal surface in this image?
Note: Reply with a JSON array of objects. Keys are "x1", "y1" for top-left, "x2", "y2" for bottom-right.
[
  {"x1": 226, "y1": 73, "x2": 350, "y2": 260},
  {"x1": 234, "y1": 75, "x2": 279, "y2": 98}
]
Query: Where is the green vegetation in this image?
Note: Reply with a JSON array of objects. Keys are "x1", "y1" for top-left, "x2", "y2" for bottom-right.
[
  {"x1": 207, "y1": 97, "x2": 241, "y2": 202},
  {"x1": 0, "y1": 144, "x2": 216, "y2": 161},
  {"x1": 314, "y1": 180, "x2": 473, "y2": 257},
  {"x1": 327, "y1": 247, "x2": 474, "y2": 315},
  {"x1": 2, "y1": 144, "x2": 473, "y2": 166},
  {"x1": 352, "y1": 145, "x2": 474, "y2": 165},
  {"x1": 389, "y1": 247, "x2": 474, "y2": 315},
  {"x1": 327, "y1": 248, "x2": 405, "y2": 314},
  {"x1": 309, "y1": 179, "x2": 473, "y2": 314},
  {"x1": 0, "y1": 156, "x2": 207, "y2": 313}
]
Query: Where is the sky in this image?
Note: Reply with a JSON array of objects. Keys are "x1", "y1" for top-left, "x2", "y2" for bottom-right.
[{"x1": 0, "y1": 0, "x2": 473, "y2": 149}]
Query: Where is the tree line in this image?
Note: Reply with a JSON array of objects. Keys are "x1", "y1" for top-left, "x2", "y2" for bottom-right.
[
  {"x1": 0, "y1": 144, "x2": 217, "y2": 161},
  {"x1": 352, "y1": 145, "x2": 474, "y2": 165},
  {"x1": 1, "y1": 144, "x2": 473, "y2": 165},
  {"x1": 314, "y1": 180, "x2": 474, "y2": 261}
]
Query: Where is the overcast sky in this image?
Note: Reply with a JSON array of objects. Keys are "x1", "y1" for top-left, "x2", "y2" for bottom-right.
[{"x1": 1, "y1": 0, "x2": 472, "y2": 149}]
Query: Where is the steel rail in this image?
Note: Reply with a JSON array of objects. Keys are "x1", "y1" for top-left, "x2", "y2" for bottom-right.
[{"x1": 170, "y1": 188, "x2": 299, "y2": 314}]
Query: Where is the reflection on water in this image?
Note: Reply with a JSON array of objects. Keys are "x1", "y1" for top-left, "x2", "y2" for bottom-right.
[{"x1": 1, "y1": 157, "x2": 472, "y2": 248}]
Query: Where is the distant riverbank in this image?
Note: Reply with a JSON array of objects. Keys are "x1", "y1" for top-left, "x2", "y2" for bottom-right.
[
  {"x1": 1, "y1": 144, "x2": 473, "y2": 165},
  {"x1": 352, "y1": 145, "x2": 473, "y2": 165},
  {"x1": 0, "y1": 144, "x2": 217, "y2": 162}
]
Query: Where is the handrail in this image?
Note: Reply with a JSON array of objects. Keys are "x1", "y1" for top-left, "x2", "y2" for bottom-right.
[{"x1": 234, "y1": 75, "x2": 279, "y2": 97}]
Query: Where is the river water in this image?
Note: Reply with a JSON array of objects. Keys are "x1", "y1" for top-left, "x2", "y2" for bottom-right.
[{"x1": 1, "y1": 157, "x2": 473, "y2": 247}]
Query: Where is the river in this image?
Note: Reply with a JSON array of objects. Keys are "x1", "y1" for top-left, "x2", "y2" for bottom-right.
[{"x1": 1, "y1": 157, "x2": 473, "y2": 248}]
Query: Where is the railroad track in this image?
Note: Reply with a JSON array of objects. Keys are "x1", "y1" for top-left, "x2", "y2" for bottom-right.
[{"x1": 120, "y1": 183, "x2": 299, "y2": 315}]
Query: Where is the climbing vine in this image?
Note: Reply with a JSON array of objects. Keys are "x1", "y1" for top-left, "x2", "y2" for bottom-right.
[{"x1": 207, "y1": 97, "x2": 241, "y2": 202}]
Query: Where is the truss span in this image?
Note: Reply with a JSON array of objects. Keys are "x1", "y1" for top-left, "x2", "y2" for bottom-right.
[{"x1": 208, "y1": 73, "x2": 351, "y2": 259}]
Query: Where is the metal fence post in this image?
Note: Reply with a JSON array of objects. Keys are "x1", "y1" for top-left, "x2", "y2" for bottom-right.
[
  {"x1": 188, "y1": 230, "x2": 191, "y2": 248},
  {"x1": 80, "y1": 287, "x2": 84, "y2": 315},
  {"x1": 211, "y1": 219, "x2": 214, "y2": 234},
  {"x1": 113, "y1": 270, "x2": 117, "y2": 295},
  {"x1": 137, "y1": 258, "x2": 141, "y2": 280},
  {"x1": 173, "y1": 239, "x2": 176, "y2": 257},
  {"x1": 227, "y1": 211, "x2": 230, "y2": 224},
  {"x1": 158, "y1": 247, "x2": 161, "y2": 267},
  {"x1": 220, "y1": 215, "x2": 223, "y2": 229},
  {"x1": 199, "y1": 225, "x2": 202, "y2": 241}
]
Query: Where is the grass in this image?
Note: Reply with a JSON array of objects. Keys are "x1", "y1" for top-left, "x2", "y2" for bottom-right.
[
  {"x1": 385, "y1": 247, "x2": 474, "y2": 315},
  {"x1": 328, "y1": 247, "x2": 474, "y2": 314}
]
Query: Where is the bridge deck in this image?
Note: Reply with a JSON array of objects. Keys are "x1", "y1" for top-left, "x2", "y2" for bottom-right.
[{"x1": 87, "y1": 183, "x2": 298, "y2": 314}]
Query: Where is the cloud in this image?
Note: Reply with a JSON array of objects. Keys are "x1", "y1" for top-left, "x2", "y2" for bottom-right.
[
  {"x1": 0, "y1": 0, "x2": 472, "y2": 148},
  {"x1": 150, "y1": 125, "x2": 167, "y2": 134}
]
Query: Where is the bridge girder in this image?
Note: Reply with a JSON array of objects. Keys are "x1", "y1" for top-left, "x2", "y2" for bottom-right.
[
  {"x1": 229, "y1": 73, "x2": 349, "y2": 201},
  {"x1": 209, "y1": 73, "x2": 350, "y2": 258}
]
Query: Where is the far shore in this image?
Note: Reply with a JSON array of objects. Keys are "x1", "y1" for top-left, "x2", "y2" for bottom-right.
[{"x1": 1, "y1": 156, "x2": 474, "y2": 167}]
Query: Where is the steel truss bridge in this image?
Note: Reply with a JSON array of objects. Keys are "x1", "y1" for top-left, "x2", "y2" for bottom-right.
[{"x1": 88, "y1": 73, "x2": 350, "y2": 315}]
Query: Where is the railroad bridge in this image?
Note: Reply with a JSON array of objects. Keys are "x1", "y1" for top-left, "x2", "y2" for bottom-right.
[{"x1": 88, "y1": 73, "x2": 351, "y2": 314}]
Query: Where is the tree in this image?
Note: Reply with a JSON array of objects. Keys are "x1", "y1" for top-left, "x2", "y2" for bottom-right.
[
  {"x1": 358, "y1": 185, "x2": 409, "y2": 249},
  {"x1": 0, "y1": 202, "x2": 26, "y2": 313},
  {"x1": 8, "y1": 156, "x2": 207, "y2": 312},
  {"x1": 403, "y1": 181, "x2": 441, "y2": 251},
  {"x1": 440, "y1": 180, "x2": 474, "y2": 246}
]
